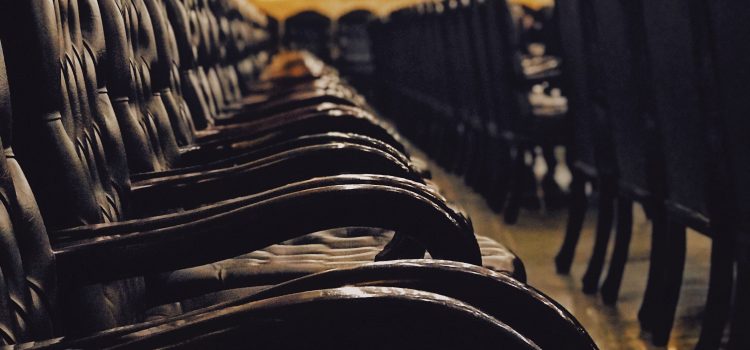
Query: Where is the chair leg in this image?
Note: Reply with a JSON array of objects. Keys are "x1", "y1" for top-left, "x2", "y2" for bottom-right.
[
  {"x1": 728, "y1": 236, "x2": 750, "y2": 350},
  {"x1": 601, "y1": 197, "x2": 634, "y2": 305},
  {"x1": 503, "y1": 144, "x2": 526, "y2": 225},
  {"x1": 581, "y1": 176, "x2": 616, "y2": 294},
  {"x1": 651, "y1": 220, "x2": 686, "y2": 346},
  {"x1": 695, "y1": 237, "x2": 734, "y2": 350},
  {"x1": 639, "y1": 205, "x2": 668, "y2": 332},
  {"x1": 555, "y1": 170, "x2": 588, "y2": 274}
]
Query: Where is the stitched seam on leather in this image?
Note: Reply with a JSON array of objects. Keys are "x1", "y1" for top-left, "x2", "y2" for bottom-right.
[
  {"x1": 42, "y1": 113, "x2": 63, "y2": 122},
  {"x1": 26, "y1": 279, "x2": 55, "y2": 324}
]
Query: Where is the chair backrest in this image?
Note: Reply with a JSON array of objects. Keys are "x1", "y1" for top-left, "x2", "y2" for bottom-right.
[
  {"x1": 283, "y1": 11, "x2": 331, "y2": 61},
  {"x1": 163, "y1": 0, "x2": 217, "y2": 130},
  {"x1": 2, "y1": 0, "x2": 128, "y2": 230},
  {"x1": 424, "y1": 3, "x2": 453, "y2": 108},
  {"x1": 121, "y1": 0, "x2": 182, "y2": 171},
  {"x1": 465, "y1": 0, "x2": 493, "y2": 128},
  {"x1": 589, "y1": 0, "x2": 650, "y2": 196},
  {"x1": 702, "y1": 0, "x2": 750, "y2": 233},
  {"x1": 147, "y1": 0, "x2": 197, "y2": 147},
  {"x1": 638, "y1": 0, "x2": 711, "y2": 226},
  {"x1": 554, "y1": 0, "x2": 614, "y2": 178},
  {"x1": 480, "y1": 0, "x2": 525, "y2": 133},
  {"x1": 162, "y1": 0, "x2": 249, "y2": 131},
  {"x1": 443, "y1": 0, "x2": 478, "y2": 126}
]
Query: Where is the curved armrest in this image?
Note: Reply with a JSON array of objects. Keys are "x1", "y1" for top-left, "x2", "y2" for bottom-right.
[
  {"x1": 129, "y1": 143, "x2": 423, "y2": 212},
  {"x1": 214, "y1": 90, "x2": 361, "y2": 125},
  {"x1": 53, "y1": 175, "x2": 467, "y2": 241},
  {"x1": 32, "y1": 285, "x2": 537, "y2": 350},
  {"x1": 53, "y1": 183, "x2": 482, "y2": 285},
  {"x1": 223, "y1": 260, "x2": 594, "y2": 350},
  {"x1": 224, "y1": 84, "x2": 352, "y2": 113},
  {"x1": 194, "y1": 105, "x2": 405, "y2": 154},
  {"x1": 148, "y1": 260, "x2": 592, "y2": 350},
  {"x1": 35, "y1": 260, "x2": 589, "y2": 350},
  {"x1": 230, "y1": 78, "x2": 341, "y2": 108},
  {"x1": 133, "y1": 133, "x2": 414, "y2": 181}
]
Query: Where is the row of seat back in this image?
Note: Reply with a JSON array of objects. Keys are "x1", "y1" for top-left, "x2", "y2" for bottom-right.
[
  {"x1": 370, "y1": 0, "x2": 523, "y2": 173},
  {"x1": 0, "y1": 0, "x2": 273, "y2": 336},
  {"x1": 0, "y1": 5, "x2": 506, "y2": 344}
]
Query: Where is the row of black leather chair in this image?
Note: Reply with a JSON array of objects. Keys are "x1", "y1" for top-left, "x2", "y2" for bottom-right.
[
  {"x1": 554, "y1": 0, "x2": 749, "y2": 348},
  {"x1": 369, "y1": 0, "x2": 551, "y2": 223},
  {"x1": 0, "y1": 0, "x2": 599, "y2": 348}
]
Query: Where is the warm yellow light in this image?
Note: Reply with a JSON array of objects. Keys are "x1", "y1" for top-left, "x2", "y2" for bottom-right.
[
  {"x1": 246, "y1": 0, "x2": 555, "y2": 21},
  {"x1": 508, "y1": 0, "x2": 554, "y2": 11},
  {"x1": 247, "y1": 0, "x2": 439, "y2": 20}
]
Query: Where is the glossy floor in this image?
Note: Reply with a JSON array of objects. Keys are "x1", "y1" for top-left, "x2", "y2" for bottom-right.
[{"x1": 421, "y1": 152, "x2": 713, "y2": 350}]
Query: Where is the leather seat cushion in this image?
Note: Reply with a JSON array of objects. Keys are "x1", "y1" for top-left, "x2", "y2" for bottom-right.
[{"x1": 145, "y1": 228, "x2": 522, "y2": 321}]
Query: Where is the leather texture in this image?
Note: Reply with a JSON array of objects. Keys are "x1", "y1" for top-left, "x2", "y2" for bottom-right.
[{"x1": 0, "y1": 0, "x2": 525, "y2": 345}]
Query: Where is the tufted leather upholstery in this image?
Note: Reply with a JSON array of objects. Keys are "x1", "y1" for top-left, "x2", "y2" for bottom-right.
[
  {"x1": 0, "y1": 0, "x2": 523, "y2": 339},
  {"x1": 0, "y1": 37, "x2": 521, "y2": 344},
  {"x1": 150, "y1": 228, "x2": 521, "y2": 308},
  {"x1": 0, "y1": 0, "x2": 155, "y2": 334}
]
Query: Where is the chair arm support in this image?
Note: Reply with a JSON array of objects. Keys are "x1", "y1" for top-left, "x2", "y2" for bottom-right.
[
  {"x1": 52, "y1": 175, "x2": 466, "y2": 241},
  {"x1": 213, "y1": 90, "x2": 360, "y2": 125},
  {"x1": 129, "y1": 143, "x2": 423, "y2": 212},
  {"x1": 132, "y1": 132, "x2": 413, "y2": 181},
  {"x1": 22, "y1": 285, "x2": 537, "y2": 350},
  {"x1": 195, "y1": 105, "x2": 405, "y2": 154}
]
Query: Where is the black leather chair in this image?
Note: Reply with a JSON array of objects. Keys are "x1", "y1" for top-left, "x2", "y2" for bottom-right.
[
  {"x1": 370, "y1": 0, "x2": 513, "y2": 212},
  {"x1": 0, "y1": 32, "x2": 598, "y2": 348},
  {"x1": 0, "y1": 0, "x2": 529, "y2": 335}
]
